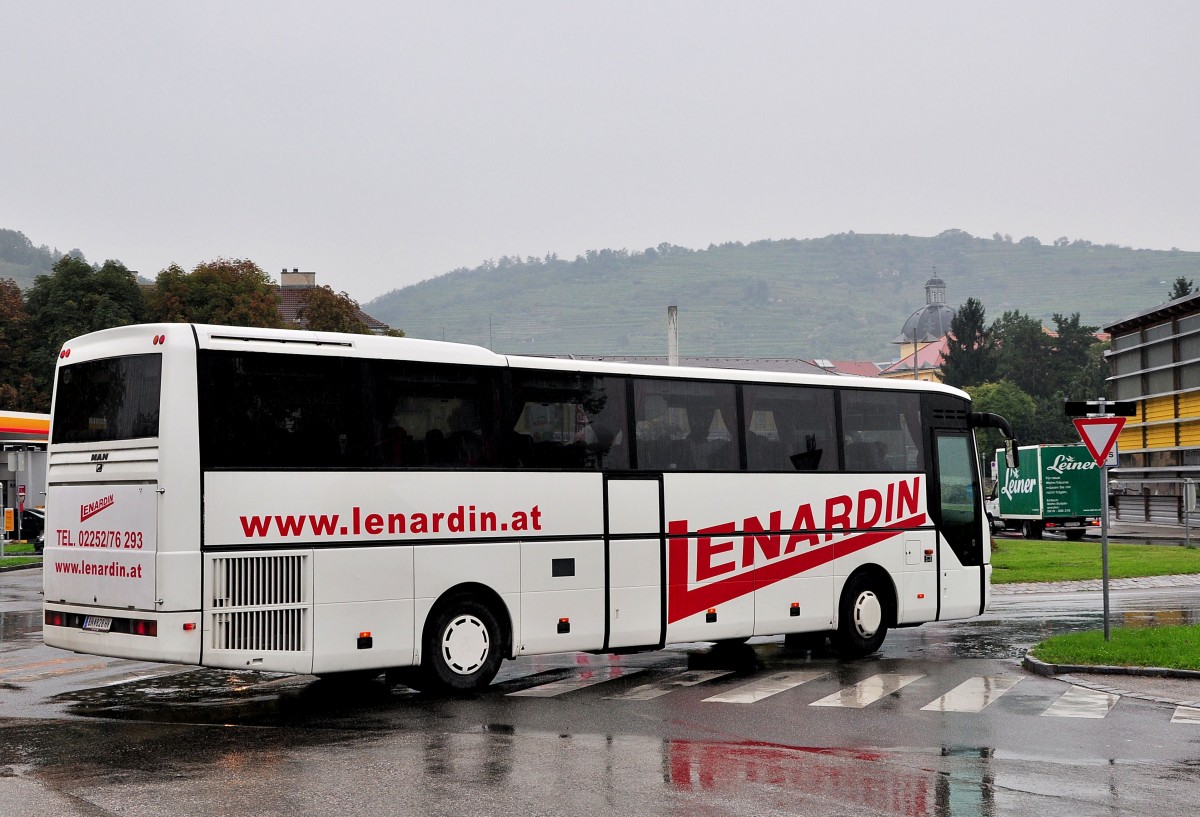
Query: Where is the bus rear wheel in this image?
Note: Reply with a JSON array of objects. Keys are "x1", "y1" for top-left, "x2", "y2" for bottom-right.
[
  {"x1": 833, "y1": 574, "x2": 889, "y2": 658},
  {"x1": 419, "y1": 597, "x2": 505, "y2": 694}
]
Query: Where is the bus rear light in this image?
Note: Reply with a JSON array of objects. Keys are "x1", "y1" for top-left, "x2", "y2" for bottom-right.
[
  {"x1": 705, "y1": 608, "x2": 718, "y2": 623},
  {"x1": 59, "y1": 349, "x2": 70, "y2": 359},
  {"x1": 183, "y1": 622, "x2": 197, "y2": 631},
  {"x1": 152, "y1": 334, "x2": 166, "y2": 345},
  {"x1": 556, "y1": 618, "x2": 570, "y2": 634},
  {"x1": 131, "y1": 619, "x2": 157, "y2": 637},
  {"x1": 789, "y1": 602, "x2": 800, "y2": 617},
  {"x1": 45, "y1": 611, "x2": 65, "y2": 627},
  {"x1": 357, "y1": 631, "x2": 373, "y2": 649}
]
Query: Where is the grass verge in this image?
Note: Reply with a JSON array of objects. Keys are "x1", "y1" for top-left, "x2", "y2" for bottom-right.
[
  {"x1": 0, "y1": 541, "x2": 40, "y2": 570},
  {"x1": 1031, "y1": 624, "x2": 1200, "y2": 671},
  {"x1": 991, "y1": 538, "x2": 1200, "y2": 584}
]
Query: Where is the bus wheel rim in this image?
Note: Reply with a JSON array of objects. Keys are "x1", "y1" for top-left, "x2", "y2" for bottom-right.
[
  {"x1": 852, "y1": 591, "x2": 882, "y2": 638},
  {"x1": 441, "y1": 614, "x2": 490, "y2": 675}
]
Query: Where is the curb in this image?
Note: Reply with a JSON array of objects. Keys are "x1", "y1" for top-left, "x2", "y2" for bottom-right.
[
  {"x1": 1023, "y1": 653, "x2": 1200, "y2": 709},
  {"x1": 0, "y1": 561, "x2": 42, "y2": 573}
]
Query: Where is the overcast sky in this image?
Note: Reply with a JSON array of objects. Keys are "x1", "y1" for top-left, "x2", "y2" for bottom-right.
[{"x1": 3, "y1": 2, "x2": 1198, "y2": 301}]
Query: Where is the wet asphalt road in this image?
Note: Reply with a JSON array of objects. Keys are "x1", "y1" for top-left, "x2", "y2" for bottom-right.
[{"x1": 4, "y1": 568, "x2": 1200, "y2": 817}]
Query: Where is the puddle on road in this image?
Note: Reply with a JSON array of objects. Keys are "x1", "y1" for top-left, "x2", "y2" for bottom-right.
[
  {"x1": 1118, "y1": 608, "x2": 1200, "y2": 628},
  {"x1": 0, "y1": 610, "x2": 42, "y2": 649},
  {"x1": 58, "y1": 667, "x2": 426, "y2": 726}
]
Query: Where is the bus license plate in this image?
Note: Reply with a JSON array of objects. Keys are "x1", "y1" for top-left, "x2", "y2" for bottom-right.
[{"x1": 82, "y1": 616, "x2": 113, "y2": 632}]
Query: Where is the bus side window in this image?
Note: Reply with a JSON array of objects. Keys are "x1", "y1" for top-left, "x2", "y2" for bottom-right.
[
  {"x1": 369, "y1": 360, "x2": 501, "y2": 468},
  {"x1": 508, "y1": 372, "x2": 629, "y2": 470},
  {"x1": 743, "y1": 384, "x2": 836, "y2": 472},
  {"x1": 839, "y1": 389, "x2": 923, "y2": 472},
  {"x1": 198, "y1": 351, "x2": 367, "y2": 469},
  {"x1": 634, "y1": 379, "x2": 739, "y2": 471}
]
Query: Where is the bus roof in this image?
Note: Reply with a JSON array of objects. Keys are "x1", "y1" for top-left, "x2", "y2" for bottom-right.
[{"x1": 61, "y1": 323, "x2": 971, "y2": 401}]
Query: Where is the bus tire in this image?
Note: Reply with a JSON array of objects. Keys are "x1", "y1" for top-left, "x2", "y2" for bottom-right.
[
  {"x1": 833, "y1": 573, "x2": 889, "y2": 658},
  {"x1": 420, "y1": 596, "x2": 504, "y2": 694}
]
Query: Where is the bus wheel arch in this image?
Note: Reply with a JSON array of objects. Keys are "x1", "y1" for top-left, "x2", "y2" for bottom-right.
[
  {"x1": 833, "y1": 566, "x2": 895, "y2": 658},
  {"x1": 418, "y1": 584, "x2": 511, "y2": 694}
]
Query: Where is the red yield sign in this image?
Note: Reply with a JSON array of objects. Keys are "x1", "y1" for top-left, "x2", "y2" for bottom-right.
[{"x1": 1073, "y1": 417, "x2": 1127, "y2": 466}]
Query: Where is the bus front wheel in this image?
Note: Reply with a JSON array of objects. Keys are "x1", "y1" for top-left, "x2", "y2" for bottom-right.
[
  {"x1": 420, "y1": 597, "x2": 505, "y2": 694},
  {"x1": 833, "y1": 574, "x2": 889, "y2": 658}
]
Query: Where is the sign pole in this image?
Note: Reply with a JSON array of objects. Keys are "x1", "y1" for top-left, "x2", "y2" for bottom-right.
[
  {"x1": 1100, "y1": 460, "x2": 1111, "y2": 641},
  {"x1": 1068, "y1": 398, "x2": 1133, "y2": 644}
]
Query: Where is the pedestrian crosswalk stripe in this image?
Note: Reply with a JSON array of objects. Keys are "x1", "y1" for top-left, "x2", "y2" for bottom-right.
[
  {"x1": 920, "y1": 675, "x2": 1023, "y2": 713},
  {"x1": 1042, "y1": 686, "x2": 1119, "y2": 719},
  {"x1": 810, "y1": 673, "x2": 924, "y2": 708},
  {"x1": 606, "y1": 670, "x2": 734, "y2": 700},
  {"x1": 507, "y1": 666, "x2": 643, "y2": 697},
  {"x1": 1171, "y1": 706, "x2": 1200, "y2": 725},
  {"x1": 702, "y1": 671, "x2": 825, "y2": 704}
]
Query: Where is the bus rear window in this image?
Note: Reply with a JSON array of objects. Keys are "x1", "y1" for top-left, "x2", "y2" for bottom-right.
[{"x1": 52, "y1": 354, "x2": 162, "y2": 444}]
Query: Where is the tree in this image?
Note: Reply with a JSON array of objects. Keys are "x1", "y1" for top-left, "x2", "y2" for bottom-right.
[
  {"x1": 965, "y1": 380, "x2": 1036, "y2": 462},
  {"x1": 1062, "y1": 340, "x2": 1111, "y2": 401},
  {"x1": 23, "y1": 256, "x2": 146, "y2": 404},
  {"x1": 147, "y1": 259, "x2": 282, "y2": 328},
  {"x1": 1047, "y1": 312, "x2": 1100, "y2": 392},
  {"x1": 940, "y1": 297, "x2": 996, "y2": 388},
  {"x1": 0, "y1": 278, "x2": 44, "y2": 411},
  {"x1": 991, "y1": 310, "x2": 1053, "y2": 398},
  {"x1": 296, "y1": 285, "x2": 373, "y2": 334},
  {"x1": 1167, "y1": 276, "x2": 1194, "y2": 300}
]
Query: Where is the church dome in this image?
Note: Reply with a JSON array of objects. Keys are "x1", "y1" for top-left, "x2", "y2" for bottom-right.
[{"x1": 897, "y1": 302, "x2": 954, "y2": 342}]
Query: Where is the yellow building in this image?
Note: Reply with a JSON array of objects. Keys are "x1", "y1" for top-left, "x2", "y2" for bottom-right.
[{"x1": 1105, "y1": 293, "x2": 1200, "y2": 522}]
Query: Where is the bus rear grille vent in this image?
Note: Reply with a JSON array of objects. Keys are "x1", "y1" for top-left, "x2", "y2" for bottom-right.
[
  {"x1": 211, "y1": 609, "x2": 306, "y2": 652},
  {"x1": 211, "y1": 554, "x2": 306, "y2": 608},
  {"x1": 932, "y1": 408, "x2": 968, "y2": 423}
]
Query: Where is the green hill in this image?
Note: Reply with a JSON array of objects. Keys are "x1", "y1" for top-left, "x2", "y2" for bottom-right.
[
  {"x1": 0, "y1": 229, "x2": 67, "y2": 288},
  {"x1": 367, "y1": 230, "x2": 1199, "y2": 361}
]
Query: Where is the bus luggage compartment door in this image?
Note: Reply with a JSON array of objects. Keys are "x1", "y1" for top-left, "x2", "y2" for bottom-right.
[{"x1": 605, "y1": 477, "x2": 664, "y2": 650}]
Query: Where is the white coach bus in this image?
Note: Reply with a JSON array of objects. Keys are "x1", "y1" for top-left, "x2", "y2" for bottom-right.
[{"x1": 43, "y1": 324, "x2": 1015, "y2": 692}]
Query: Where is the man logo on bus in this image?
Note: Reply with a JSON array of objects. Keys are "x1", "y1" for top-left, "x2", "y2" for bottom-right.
[
  {"x1": 666, "y1": 476, "x2": 925, "y2": 623},
  {"x1": 80, "y1": 494, "x2": 115, "y2": 523}
]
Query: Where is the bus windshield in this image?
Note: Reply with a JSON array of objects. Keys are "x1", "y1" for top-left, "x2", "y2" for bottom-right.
[{"x1": 51, "y1": 354, "x2": 163, "y2": 444}]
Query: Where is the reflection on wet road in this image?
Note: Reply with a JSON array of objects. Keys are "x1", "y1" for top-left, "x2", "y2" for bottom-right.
[{"x1": 6, "y1": 566, "x2": 1200, "y2": 816}]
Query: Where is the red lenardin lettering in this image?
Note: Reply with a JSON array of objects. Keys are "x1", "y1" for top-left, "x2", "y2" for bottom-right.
[
  {"x1": 667, "y1": 477, "x2": 926, "y2": 623},
  {"x1": 80, "y1": 494, "x2": 115, "y2": 523}
]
